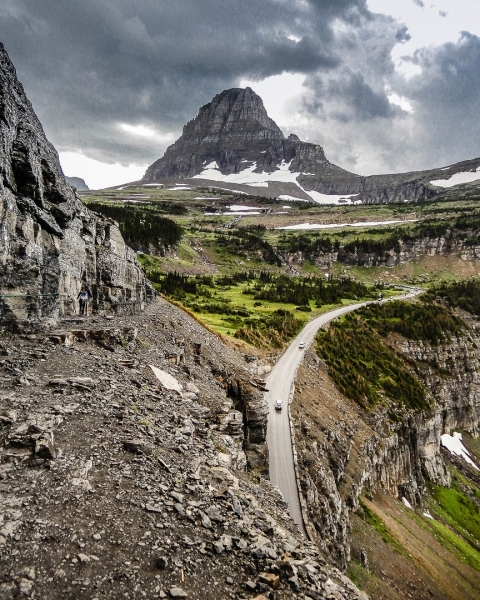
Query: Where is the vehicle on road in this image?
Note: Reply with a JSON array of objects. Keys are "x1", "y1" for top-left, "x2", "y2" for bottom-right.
[
  {"x1": 274, "y1": 400, "x2": 282, "y2": 411},
  {"x1": 298, "y1": 342, "x2": 305, "y2": 349}
]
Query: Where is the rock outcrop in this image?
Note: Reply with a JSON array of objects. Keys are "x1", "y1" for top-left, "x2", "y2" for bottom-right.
[
  {"x1": 0, "y1": 43, "x2": 153, "y2": 326},
  {"x1": 286, "y1": 234, "x2": 480, "y2": 270},
  {"x1": 143, "y1": 87, "x2": 480, "y2": 204},
  {"x1": 65, "y1": 176, "x2": 89, "y2": 191},
  {"x1": 291, "y1": 313, "x2": 480, "y2": 569}
]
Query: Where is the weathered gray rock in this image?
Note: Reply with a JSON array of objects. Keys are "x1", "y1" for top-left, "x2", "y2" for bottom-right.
[
  {"x1": 34, "y1": 432, "x2": 56, "y2": 459},
  {"x1": 0, "y1": 43, "x2": 153, "y2": 327},
  {"x1": 123, "y1": 439, "x2": 154, "y2": 455},
  {"x1": 143, "y1": 87, "x2": 480, "y2": 204}
]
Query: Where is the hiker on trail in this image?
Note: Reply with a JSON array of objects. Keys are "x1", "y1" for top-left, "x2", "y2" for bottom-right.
[{"x1": 77, "y1": 286, "x2": 89, "y2": 316}]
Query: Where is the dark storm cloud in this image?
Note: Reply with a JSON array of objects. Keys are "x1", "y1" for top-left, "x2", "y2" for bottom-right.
[
  {"x1": 395, "y1": 26, "x2": 411, "y2": 43},
  {"x1": 334, "y1": 71, "x2": 395, "y2": 120},
  {"x1": 301, "y1": 12, "x2": 400, "y2": 122},
  {"x1": 395, "y1": 32, "x2": 480, "y2": 168},
  {"x1": 2, "y1": 1, "x2": 479, "y2": 177},
  {"x1": 0, "y1": 0, "x2": 370, "y2": 164}
]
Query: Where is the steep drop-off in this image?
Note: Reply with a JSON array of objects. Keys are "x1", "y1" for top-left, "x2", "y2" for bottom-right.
[
  {"x1": 290, "y1": 299, "x2": 480, "y2": 598},
  {"x1": 0, "y1": 43, "x2": 153, "y2": 326}
]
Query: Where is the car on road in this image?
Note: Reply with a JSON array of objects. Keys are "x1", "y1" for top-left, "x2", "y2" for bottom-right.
[
  {"x1": 298, "y1": 341, "x2": 305, "y2": 349},
  {"x1": 274, "y1": 400, "x2": 282, "y2": 411}
]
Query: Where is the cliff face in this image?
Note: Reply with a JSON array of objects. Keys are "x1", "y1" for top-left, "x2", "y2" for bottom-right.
[
  {"x1": 144, "y1": 87, "x2": 344, "y2": 183},
  {"x1": 65, "y1": 176, "x2": 89, "y2": 191},
  {"x1": 143, "y1": 87, "x2": 480, "y2": 204},
  {"x1": 286, "y1": 235, "x2": 480, "y2": 270},
  {"x1": 0, "y1": 43, "x2": 153, "y2": 325},
  {"x1": 291, "y1": 316, "x2": 480, "y2": 568}
]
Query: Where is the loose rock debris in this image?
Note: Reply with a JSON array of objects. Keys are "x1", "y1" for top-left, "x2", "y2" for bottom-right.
[{"x1": 0, "y1": 297, "x2": 366, "y2": 599}]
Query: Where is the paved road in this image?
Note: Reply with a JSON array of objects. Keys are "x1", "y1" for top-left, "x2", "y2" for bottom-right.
[{"x1": 265, "y1": 290, "x2": 420, "y2": 535}]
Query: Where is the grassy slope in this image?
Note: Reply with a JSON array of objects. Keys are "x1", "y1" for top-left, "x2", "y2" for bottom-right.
[{"x1": 349, "y1": 485, "x2": 480, "y2": 600}]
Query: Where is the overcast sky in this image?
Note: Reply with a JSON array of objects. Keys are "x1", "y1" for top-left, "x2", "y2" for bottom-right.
[{"x1": 2, "y1": 0, "x2": 480, "y2": 189}]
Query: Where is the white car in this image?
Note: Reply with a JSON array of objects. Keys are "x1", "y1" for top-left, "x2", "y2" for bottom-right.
[
  {"x1": 299, "y1": 342, "x2": 305, "y2": 349},
  {"x1": 274, "y1": 400, "x2": 282, "y2": 411}
]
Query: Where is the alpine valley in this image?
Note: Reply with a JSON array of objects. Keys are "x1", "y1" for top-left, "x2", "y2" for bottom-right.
[{"x1": 1, "y1": 41, "x2": 480, "y2": 600}]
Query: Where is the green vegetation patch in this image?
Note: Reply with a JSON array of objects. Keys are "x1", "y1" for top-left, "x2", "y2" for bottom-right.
[
  {"x1": 250, "y1": 272, "x2": 371, "y2": 307},
  {"x1": 356, "y1": 301, "x2": 465, "y2": 345},
  {"x1": 215, "y1": 225, "x2": 281, "y2": 266},
  {"x1": 316, "y1": 299, "x2": 467, "y2": 411},
  {"x1": 152, "y1": 270, "x2": 378, "y2": 348},
  {"x1": 417, "y1": 515, "x2": 480, "y2": 572},
  {"x1": 316, "y1": 312, "x2": 428, "y2": 410},
  {"x1": 357, "y1": 500, "x2": 407, "y2": 556},
  {"x1": 86, "y1": 202, "x2": 183, "y2": 251},
  {"x1": 234, "y1": 308, "x2": 303, "y2": 348},
  {"x1": 429, "y1": 466, "x2": 480, "y2": 553},
  {"x1": 424, "y1": 278, "x2": 480, "y2": 317}
]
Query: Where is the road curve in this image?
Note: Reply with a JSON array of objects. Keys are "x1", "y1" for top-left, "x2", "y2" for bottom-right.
[{"x1": 265, "y1": 291, "x2": 419, "y2": 535}]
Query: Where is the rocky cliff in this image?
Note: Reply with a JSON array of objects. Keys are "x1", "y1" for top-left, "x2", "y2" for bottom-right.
[
  {"x1": 0, "y1": 43, "x2": 153, "y2": 326},
  {"x1": 290, "y1": 310, "x2": 480, "y2": 573},
  {"x1": 143, "y1": 87, "x2": 480, "y2": 204},
  {"x1": 286, "y1": 234, "x2": 480, "y2": 270},
  {"x1": 65, "y1": 176, "x2": 89, "y2": 191}
]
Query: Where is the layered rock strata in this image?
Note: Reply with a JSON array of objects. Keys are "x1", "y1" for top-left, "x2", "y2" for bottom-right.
[
  {"x1": 0, "y1": 43, "x2": 153, "y2": 326},
  {"x1": 291, "y1": 316, "x2": 480, "y2": 568},
  {"x1": 143, "y1": 87, "x2": 480, "y2": 204},
  {"x1": 286, "y1": 235, "x2": 480, "y2": 270}
]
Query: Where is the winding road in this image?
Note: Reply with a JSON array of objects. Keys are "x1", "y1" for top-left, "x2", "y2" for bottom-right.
[{"x1": 265, "y1": 290, "x2": 420, "y2": 535}]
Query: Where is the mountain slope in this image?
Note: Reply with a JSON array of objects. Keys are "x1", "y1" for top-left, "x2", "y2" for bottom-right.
[
  {"x1": 0, "y1": 42, "x2": 152, "y2": 326},
  {"x1": 143, "y1": 88, "x2": 480, "y2": 205}
]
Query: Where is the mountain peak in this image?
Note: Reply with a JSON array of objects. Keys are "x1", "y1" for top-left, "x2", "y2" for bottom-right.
[
  {"x1": 143, "y1": 87, "x2": 292, "y2": 182},
  {"x1": 194, "y1": 86, "x2": 284, "y2": 140}
]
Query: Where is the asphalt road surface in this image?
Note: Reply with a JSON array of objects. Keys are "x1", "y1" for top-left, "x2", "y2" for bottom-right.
[{"x1": 265, "y1": 290, "x2": 420, "y2": 535}]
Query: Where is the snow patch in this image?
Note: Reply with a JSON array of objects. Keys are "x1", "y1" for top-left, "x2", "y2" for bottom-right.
[
  {"x1": 431, "y1": 166, "x2": 480, "y2": 188},
  {"x1": 192, "y1": 162, "x2": 361, "y2": 205},
  {"x1": 144, "y1": 183, "x2": 164, "y2": 187},
  {"x1": 192, "y1": 160, "x2": 302, "y2": 188},
  {"x1": 228, "y1": 211, "x2": 261, "y2": 215},
  {"x1": 278, "y1": 194, "x2": 311, "y2": 203},
  {"x1": 149, "y1": 365, "x2": 183, "y2": 394},
  {"x1": 402, "y1": 497, "x2": 413, "y2": 509},
  {"x1": 276, "y1": 219, "x2": 418, "y2": 231},
  {"x1": 228, "y1": 205, "x2": 262, "y2": 211},
  {"x1": 423, "y1": 511, "x2": 434, "y2": 520},
  {"x1": 441, "y1": 432, "x2": 479, "y2": 470},
  {"x1": 304, "y1": 190, "x2": 360, "y2": 205},
  {"x1": 167, "y1": 186, "x2": 192, "y2": 191}
]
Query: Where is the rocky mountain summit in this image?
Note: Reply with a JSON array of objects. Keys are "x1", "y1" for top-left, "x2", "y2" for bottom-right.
[
  {"x1": 0, "y1": 43, "x2": 153, "y2": 327},
  {"x1": 143, "y1": 88, "x2": 480, "y2": 205}
]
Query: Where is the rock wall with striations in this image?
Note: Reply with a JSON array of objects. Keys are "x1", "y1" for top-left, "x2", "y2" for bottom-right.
[
  {"x1": 285, "y1": 234, "x2": 480, "y2": 271},
  {"x1": 291, "y1": 317, "x2": 480, "y2": 568},
  {"x1": 143, "y1": 87, "x2": 480, "y2": 204},
  {"x1": 0, "y1": 43, "x2": 153, "y2": 326}
]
